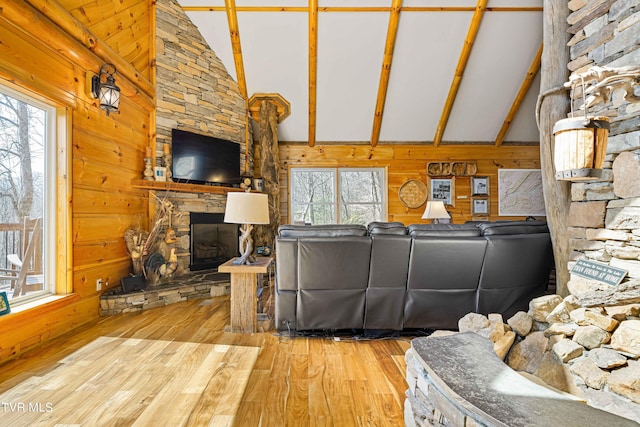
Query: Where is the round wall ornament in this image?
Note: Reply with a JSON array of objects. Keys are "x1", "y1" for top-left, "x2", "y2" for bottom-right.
[{"x1": 398, "y1": 179, "x2": 428, "y2": 208}]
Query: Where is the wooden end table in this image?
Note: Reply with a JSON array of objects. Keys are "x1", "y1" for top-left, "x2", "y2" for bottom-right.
[{"x1": 218, "y1": 256, "x2": 272, "y2": 333}]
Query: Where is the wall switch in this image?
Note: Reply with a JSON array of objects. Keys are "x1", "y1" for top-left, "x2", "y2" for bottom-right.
[{"x1": 96, "y1": 278, "x2": 103, "y2": 291}]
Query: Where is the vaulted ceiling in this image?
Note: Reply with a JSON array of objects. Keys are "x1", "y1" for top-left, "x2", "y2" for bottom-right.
[{"x1": 180, "y1": 0, "x2": 543, "y2": 146}]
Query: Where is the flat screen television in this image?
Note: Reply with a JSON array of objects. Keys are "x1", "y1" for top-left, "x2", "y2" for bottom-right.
[{"x1": 171, "y1": 129, "x2": 241, "y2": 186}]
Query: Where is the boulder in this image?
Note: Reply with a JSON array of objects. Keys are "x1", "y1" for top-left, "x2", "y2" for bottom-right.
[
  {"x1": 493, "y1": 330, "x2": 516, "y2": 360},
  {"x1": 584, "y1": 310, "x2": 620, "y2": 332},
  {"x1": 610, "y1": 320, "x2": 640, "y2": 356},
  {"x1": 588, "y1": 347, "x2": 628, "y2": 369},
  {"x1": 573, "y1": 325, "x2": 611, "y2": 349},
  {"x1": 552, "y1": 338, "x2": 584, "y2": 363},
  {"x1": 529, "y1": 295, "x2": 563, "y2": 322},
  {"x1": 507, "y1": 311, "x2": 533, "y2": 337},
  {"x1": 534, "y1": 351, "x2": 572, "y2": 393},
  {"x1": 546, "y1": 301, "x2": 572, "y2": 324},
  {"x1": 544, "y1": 322, "x2": 579, "y2": 337},
  {"x1": 608, "y1": 360, "x2": 640, "y2": 404},
  {"x1": 506, "y1": 331, "x2": 549, "y2": 374},
  {"x1": 458, "y1": 313, "x2": 490, "y2": 333},
  {"x1": 570, "y1": 357, "x2": 610, "y2": 390}
]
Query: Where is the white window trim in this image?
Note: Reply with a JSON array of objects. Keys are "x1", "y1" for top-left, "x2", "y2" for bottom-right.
[
  {"x1": 0, "y1": 81, "x2": 71, "y2": 306},
  {"x1": 289, "y1": 166, "x2": 388, "y2": 225}
]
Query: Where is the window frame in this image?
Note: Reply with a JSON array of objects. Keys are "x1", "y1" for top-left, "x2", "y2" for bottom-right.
[
  {"x1": 289, "y1": 166, "x2": 388, "y2": 225},
  {"x1": 0, "y1": 80, "x2": 72, "y2": 307}
]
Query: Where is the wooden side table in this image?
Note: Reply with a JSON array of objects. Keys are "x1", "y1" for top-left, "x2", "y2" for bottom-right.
[{"x1": 218, "y1": 256, "x2": 272, "y2": 333}]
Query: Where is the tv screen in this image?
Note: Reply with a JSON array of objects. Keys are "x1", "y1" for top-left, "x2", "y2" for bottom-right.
[{"x1": 171, "y1": 129, "x2": 241, "y2": 186}]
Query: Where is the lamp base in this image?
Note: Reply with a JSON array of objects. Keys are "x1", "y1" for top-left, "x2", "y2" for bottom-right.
[{"x1": 233, "y1": 223, "x2": 255, "y2": 265}]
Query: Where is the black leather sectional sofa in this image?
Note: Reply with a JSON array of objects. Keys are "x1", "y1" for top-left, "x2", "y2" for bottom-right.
[{"x1": 274, "y1": 220, "x2": 554, "y2": 333}]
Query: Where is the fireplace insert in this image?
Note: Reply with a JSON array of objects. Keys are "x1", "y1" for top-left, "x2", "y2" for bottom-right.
[{"x1": 190, "y1": 212, "x2": 238, "y2": 271}]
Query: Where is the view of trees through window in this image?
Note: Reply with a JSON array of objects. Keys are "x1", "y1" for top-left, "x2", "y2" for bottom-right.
[
  {"x1": 290, "y1": 168, "x2": 385, "y2": 225},
  {"x1": 0, "y1": 89, "x2": 46, "y2": 300}
]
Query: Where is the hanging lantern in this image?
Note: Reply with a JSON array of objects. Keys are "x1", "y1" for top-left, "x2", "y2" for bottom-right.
[{"x1": 552, "y1": 116, "x2": 609, "y2": 181}]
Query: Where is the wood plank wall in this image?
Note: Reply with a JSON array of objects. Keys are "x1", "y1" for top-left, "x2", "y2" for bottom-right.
[
  {"x1": 0, "y1": 0, "x2": 153, "y2": 364},
  {"x1": 279, "y1": 143, "x2": 543, "y2": 225}
]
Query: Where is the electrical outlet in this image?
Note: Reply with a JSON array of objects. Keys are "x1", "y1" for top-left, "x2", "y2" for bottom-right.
[{"x1": 96, "y1": 278, "x2": 103, "y2": 291}]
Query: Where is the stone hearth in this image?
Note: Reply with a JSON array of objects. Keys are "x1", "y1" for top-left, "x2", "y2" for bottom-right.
[{"x1": 100, "y1": 271, "x2": 230, "y2": 315}]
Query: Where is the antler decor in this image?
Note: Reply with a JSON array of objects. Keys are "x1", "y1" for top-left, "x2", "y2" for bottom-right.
[{"x1": 565, "y1": 65, "x2": 640, "y2": 110}]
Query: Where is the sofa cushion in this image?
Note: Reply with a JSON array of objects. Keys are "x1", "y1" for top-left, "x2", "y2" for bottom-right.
[
  {"x1": 479, "y1": 220, "x2": 548, "y2": 236},
  {"x1": 278, "y1": 224, "x2": 367, "y2": 237},
  {"x1": 407, "y1": 223, "x2": 481, "y2": 237},
  {"x1": 367, "y1": 221, "x2": 407, "y2": 235}
]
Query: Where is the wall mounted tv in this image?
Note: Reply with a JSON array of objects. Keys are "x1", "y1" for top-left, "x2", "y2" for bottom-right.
[{"x1": 171, "y1": 129, "x2": 241, "y2": 186}]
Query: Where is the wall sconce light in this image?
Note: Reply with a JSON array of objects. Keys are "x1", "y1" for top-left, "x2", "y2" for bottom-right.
[{"x1": 90, "y1": 63, "x2": 120, "y2": 116}]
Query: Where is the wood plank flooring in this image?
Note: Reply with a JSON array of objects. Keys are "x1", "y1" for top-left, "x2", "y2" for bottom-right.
[{"x1": 0, "y1": 294, "x2": 410, "y2": 426}]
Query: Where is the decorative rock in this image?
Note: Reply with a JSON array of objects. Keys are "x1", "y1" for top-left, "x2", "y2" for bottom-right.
[
  {"x1": 507, "y1": 311, "x2": 533, "y2": 337},
  {"x1": 529, "y1": 295, "x2": 563, "y2": 322},
  {"x1": 570, "y1": 357, "x2": 610, "y2": 390},
  {"x1": 588, "y1": 347, "x2": 628, "y2": 369},
  {"x1": 545, "y1": 322, "x2": 579, "y2": 337},
  {"x1": 546, "y1": 301, "x2": 572, "y2": 324},
  {"x1": 610, "y1": 320, "x2": 640, "y2": 356},
  {"x1": 534, "y1": 351, "x2": 573, "y2": 393},
  {"x1": 613, "y1": 151, "x2": 640, "y2": 198},
  {"x1": 609, "y1": 359, "x2": 640, "y2": 404},
  {"x1": 478, "y1": 321, "x2": 505, "y2": 343},
  {"x1": 458, "y1": 312, "x2": 490, "y2": 333},
  {"x1": 553, "y1": 338, "x2": 585, "y2": 363},
  {"x1": 573, "y1": 325, "x2": 611, "y2": 349},
  {"x1": 569, "y1": 201, "x2": 607, "y2": 228},
  {"x1": 506, "y1": 331, "x2": 549, "y2": 374},
  {"x1": 584, "y1": 310, "x2": 620, "y2": 332},
  {"x1": 574, "y1": 278, "x2": 640, "y2": 307},
  {"x1": 570, "y1": 307, "x2": 589, "y2": 325},
  {"x1": 429, "y1": 330, "x2": 458, "y2": 338},
  {"x1": 606, "y1": 304, "x2": 640, "y2": 320},
  {"x1": 493, "y1": 330, "x2": 516, "y2": 360},
  {"x1": 563, "y1": 294, "x2": 582, "y2": 312}
]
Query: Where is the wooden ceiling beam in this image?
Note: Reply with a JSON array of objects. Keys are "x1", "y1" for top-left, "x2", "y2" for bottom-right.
[
  {"x1": 308, "y1": 0, "x2": 318, "y2": 147},
  {"x1": 371, "y1": 0, "x2": 403, "y2": 148},
  {"x1": 224, "y1": 0, "x2": 248, "y2": 100},
  {"x1": 495, "y1": 43, "x2": 543, "y2": 147},
  {"x1": 433, "y1": 0, "x2": 488, "y2": 147},
  {"x1": 182, "y1": 6, "x2": 541, "y2": 13}
]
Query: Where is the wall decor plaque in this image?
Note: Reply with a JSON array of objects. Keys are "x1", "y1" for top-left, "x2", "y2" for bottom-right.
[{"x1": 398, "y1": 179, "x2": 428, "y2": 208}]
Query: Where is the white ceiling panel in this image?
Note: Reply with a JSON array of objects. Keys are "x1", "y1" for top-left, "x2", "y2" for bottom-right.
[
  {"x1": 316, "y1": 12, "x2": 389, "y2": 141},
  {"x1": 380, "y1": 11, "x2": 473, "y2": 142}
]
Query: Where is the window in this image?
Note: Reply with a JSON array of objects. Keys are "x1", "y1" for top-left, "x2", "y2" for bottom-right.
[
  {"x1": 290, "y1": 168, "x2": 387, "y2": 225},
  {"x1": 0, "y1": 84, "x2": 58, "y2": 305}
]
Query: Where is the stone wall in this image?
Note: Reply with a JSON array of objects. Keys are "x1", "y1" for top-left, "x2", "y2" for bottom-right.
[
  {"x1": 565, "y1": 1, "x2": 640, "y2": 299},
  {"x1": 155, "y1": 0, "x2": 250, "y2": 174}
]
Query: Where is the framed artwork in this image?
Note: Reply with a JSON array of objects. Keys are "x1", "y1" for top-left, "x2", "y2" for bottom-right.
[
  {"x1": 429, "y1": 178, "x2": 454, "y2": 206},
  {"x1": 154, "y1": 166, "x2": 167, "y2": 182},
  {"x1": 498, "y1": 169, "x2": 546, "y2": 216},
  {"x1": 0, "y1": 292, "x2": 10, "y2": 316},
  {"x1": 471, "y1": 176, "x2": 489, "y2": 196},
  {"x1": 472, "y1": 198, "x2": 489, "y2": 216}
]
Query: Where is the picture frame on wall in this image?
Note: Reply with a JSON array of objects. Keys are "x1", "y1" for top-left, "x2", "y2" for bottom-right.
[
  {"x1": 471, "y1": 176, "x2": 489, "y2": 196},
  {"x1": 429, "y1": 178, "x2": 454, "y2": 206},
  {"x1": 0, "y1": 291, "x2": 10, "y2": 316},
  {"x1": 154, "y1": 166, "x2": 167, "y2": 182},
  {"x1": 472, "y1": 198, "x2": 489, "y2": 216}
]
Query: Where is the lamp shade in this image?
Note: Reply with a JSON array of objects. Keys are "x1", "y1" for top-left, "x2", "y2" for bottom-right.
[
  {"x1": 224, "y1": 192, "x2": 270, "y2": 224},
  {"x1": 421, "y1": 201, "x2": 450, "y2": 220}
]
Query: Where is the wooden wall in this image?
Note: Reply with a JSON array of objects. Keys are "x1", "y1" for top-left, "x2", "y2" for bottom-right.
[
  {"x1": 279, "y1": 143, "x2": 543, "y2": 225},
  {"x1": 0, "y1": 0, "x2": 153, "y2": 363}
]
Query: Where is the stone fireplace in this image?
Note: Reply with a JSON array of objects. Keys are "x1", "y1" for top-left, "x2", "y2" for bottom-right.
[{"x1": 161, "y1": 192, "x2": 237, "y2": 274}]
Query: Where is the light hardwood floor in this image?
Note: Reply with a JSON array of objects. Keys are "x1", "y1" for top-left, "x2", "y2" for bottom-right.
[{"x1": 0, "y1": 294, "x2": 410, "y2": 426}]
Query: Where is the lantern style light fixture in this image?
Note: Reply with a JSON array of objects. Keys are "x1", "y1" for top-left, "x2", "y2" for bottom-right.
[{"x1": 91, "y1": 63, "x2": 120, "y2": 116}]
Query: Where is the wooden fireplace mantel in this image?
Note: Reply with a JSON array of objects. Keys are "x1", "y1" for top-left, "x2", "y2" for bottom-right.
[{"x1": 131, "y1": 179, "x2": 253, "y2": 195}]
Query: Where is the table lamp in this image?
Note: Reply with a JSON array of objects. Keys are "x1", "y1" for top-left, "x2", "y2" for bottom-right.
[
  {"x1": 421, "y1": 200, "x2": 450, "y2": 224},
  {"x1": 224, "y1": 191, "x2": 270, "y2": 265}
]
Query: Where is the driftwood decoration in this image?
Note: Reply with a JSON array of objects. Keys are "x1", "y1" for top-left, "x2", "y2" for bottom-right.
[
  {"x1": 253, "y1": 100, "x2": 281, "y2": 252},
  {"x1": 566, "y1": 65, "x2": 640, "y2": 110},
  {"x1": 427, "y1": 161, "x2": 477, "y2": 177}
]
